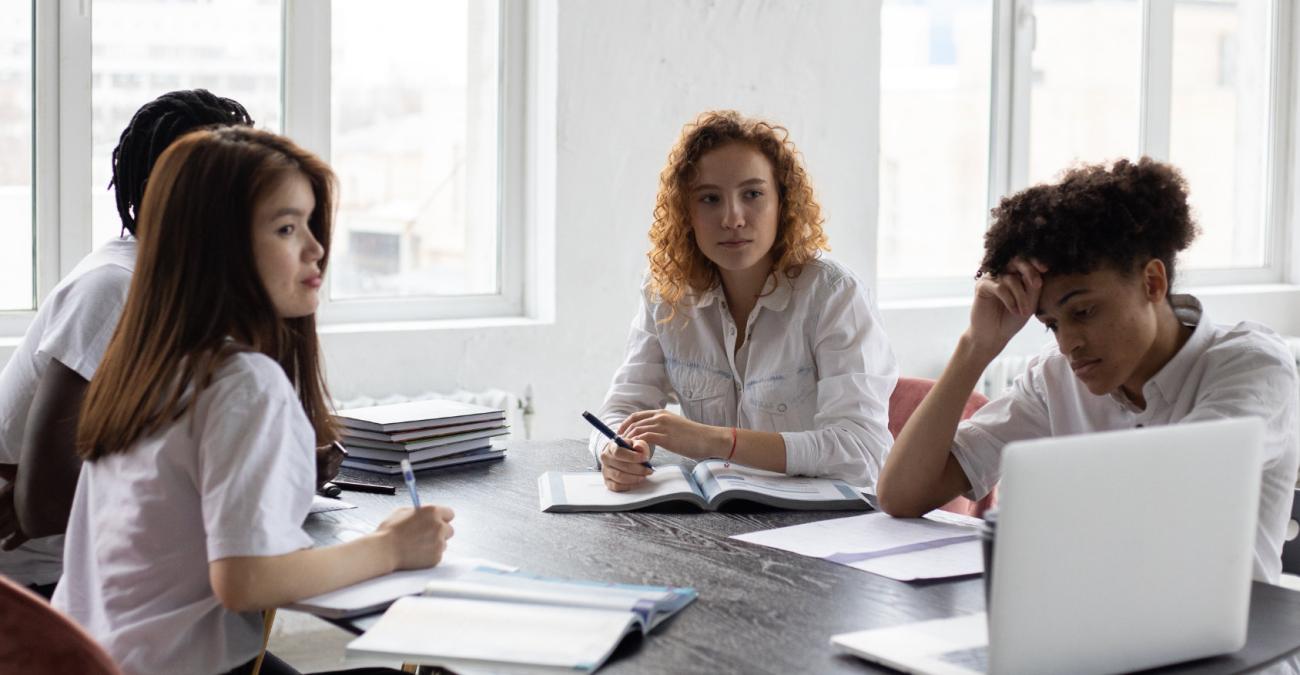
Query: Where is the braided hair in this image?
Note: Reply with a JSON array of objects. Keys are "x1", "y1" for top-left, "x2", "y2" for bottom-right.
[{"x1": 109, "y1": 89, "x2": 254, "y2": 235}]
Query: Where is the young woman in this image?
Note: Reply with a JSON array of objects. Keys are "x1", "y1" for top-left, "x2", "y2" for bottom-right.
[
  {"x1": 51, "y1": 127, "x2": 454, "y2": 674},
  {"x1": 0, "y1": 90, "x2": 255, "y2": 598},
  {"x1": 591, "y1": 110, "x2": 897, "y2": 491},
  {"x1": 876, "y1": 158, "x2": 1299, "y2": 583}
]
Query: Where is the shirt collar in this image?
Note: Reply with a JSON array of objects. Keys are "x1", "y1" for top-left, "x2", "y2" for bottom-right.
[
  {"x1": 686, "y1": 274, "x2": 794, "y2": 313},
  {"x1": 1109, "y1": 294, "x2": 1210, "y2": 411}
]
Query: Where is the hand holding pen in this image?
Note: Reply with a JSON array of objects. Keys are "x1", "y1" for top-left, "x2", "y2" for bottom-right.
[
  {"x1": 583, "y1": 411, "x2": 655, "y2": 492},
  {"x1": 372, "y1": 459, "x2": 456, "y2": 570}
]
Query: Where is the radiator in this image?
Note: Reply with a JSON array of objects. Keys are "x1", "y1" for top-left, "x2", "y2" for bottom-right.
[
  {"x1": 335, "y1": 385, "x2": 535, "y2": 440},
  {"x1": 977, "y1": 352, "x2": 1038, "y2": 399}
]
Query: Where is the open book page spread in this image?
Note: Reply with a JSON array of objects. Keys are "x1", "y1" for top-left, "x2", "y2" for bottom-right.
[
  {"x1": 539, "y1": 464, "x2": 700, "y2": 509},
  {"x1": 288, "y1": 556, "x2": 515, "y2": 617},
  {"x1": 730, "y1": 512, "x2": 982, "y2": 581},
  {"x1": 692, "y1": 460, "x2": 860, "y2": 502},
  {"x1": 347, "y1": 596, "x2": 639, "y2": 671}
]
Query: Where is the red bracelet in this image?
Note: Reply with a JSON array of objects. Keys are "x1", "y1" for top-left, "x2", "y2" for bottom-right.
[{"x1": 724, "y1": 427, "x2": 738, "y2": 467}]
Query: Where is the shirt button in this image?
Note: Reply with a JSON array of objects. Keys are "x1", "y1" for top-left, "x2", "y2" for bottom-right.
[
  {"x1": 777, "y1": 403, "x2": 787, "y2": 412},
  {"x1": 734, "y1": 382, "x2": 741, "y2": 391},
  {"x1": 728, "y1": 327, "x2": 736, "y2": 336},
  {"x1": 684, "y1": 389, "x2": 693, "y2": 398}
]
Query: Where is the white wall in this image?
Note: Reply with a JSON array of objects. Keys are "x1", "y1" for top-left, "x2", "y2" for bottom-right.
[
  {"x1": 316, "y1": 0, "x2": 881, "y2": 441},
  {"x1": 5, "y1": 1, "x2": 1300, "y2": 440}
]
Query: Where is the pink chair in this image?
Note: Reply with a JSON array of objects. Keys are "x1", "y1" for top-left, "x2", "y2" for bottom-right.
[
  {"x1": 0, "y1": 575, "x2": 122, "y2": 674},
  {"x1": 888, "y1": 377, "x2": 997, "y2": 518}
]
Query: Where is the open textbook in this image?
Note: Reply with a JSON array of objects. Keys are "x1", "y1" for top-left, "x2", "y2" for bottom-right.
[
  {"x1": 346, "y1": 568, "x2": 697, "y2": 673},
  {"x1": 287, "y1": 556, "x2": 516, "y2": 619},
  {"x1": 538, "y1": 459, "x2": 870, "y2": 512}
]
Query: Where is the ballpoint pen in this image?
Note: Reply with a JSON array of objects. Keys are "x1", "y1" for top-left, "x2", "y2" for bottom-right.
[
  {"x1": 400, "y1": 458, "x2": 421, "y2": 508},
  {"x1": 581, "y1": 411, "x2": 653, "y2": 470}
]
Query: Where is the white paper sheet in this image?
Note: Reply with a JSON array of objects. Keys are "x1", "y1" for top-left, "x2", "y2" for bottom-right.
[{"x1": 731, "y1": 512, "x2": 982, "y2": 581}]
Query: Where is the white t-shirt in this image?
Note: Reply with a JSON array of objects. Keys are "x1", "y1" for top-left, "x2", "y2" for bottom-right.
[
  {"x1": 952, "y1": 295, "x2": 1300, "y2": 583},
  {"x1": 0, "y1": 237, "x2": 136, "y2": 585},
  {"x1": 52, "y1": 351, "x2": 316, "y2": 675},
  {"x1": 590, "y1": 257, "x2": 898, "y2": 486}
]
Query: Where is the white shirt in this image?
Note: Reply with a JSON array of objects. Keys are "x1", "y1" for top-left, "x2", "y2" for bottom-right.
[
  {"x1": 590, "y1": 257, "x2": 898, "y2": 486},
  {"x1": 0, "y1": 238, "x2": 136, "y2": 586},
  {"x1": 953, "y1": 295, "x2": 1300, "y2": 583},
  {"x1": 53, "y1": 352, "x2": 316, "y2": 675}
]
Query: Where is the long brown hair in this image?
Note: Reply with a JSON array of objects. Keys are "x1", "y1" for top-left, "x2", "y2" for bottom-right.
[
  {"x1": 648, "y1": 110, "x2": 829, "y2": 321},
  {"x1": 78, "y1": 126, "x2": 338, "y2": 460}
]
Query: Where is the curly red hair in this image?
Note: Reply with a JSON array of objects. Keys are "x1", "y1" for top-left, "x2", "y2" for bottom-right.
[{"x1": 648, "y1": 110, "x2": 828, "y2": 320}]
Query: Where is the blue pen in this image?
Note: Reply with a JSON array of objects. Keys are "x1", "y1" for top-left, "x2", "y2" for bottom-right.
[
  {"x1": 399, "y1": 459, "x2": 421, "y2": 508},
  {"x1": 581, "y1": 411, "x2": 653, "y2": 470}
]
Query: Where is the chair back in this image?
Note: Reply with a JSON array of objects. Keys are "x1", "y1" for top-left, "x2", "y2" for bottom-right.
[
  {"x1": 1284, "y1": 488, "x2": 1300, "y2": 576},
  {"x1": 888, "y1": 377, "x2": 996, "y2": 517},
  {"x1": 0, "y1": 575, "x2": 122, "y2": 674}
]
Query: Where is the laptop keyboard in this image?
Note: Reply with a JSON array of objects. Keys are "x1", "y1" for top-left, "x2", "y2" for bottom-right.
[{"x1": 939, "y1": 645, "x2": 989, "y2": 673}]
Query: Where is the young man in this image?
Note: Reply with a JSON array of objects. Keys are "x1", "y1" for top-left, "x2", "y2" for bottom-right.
[
  {"x1": 877, "y1": 157, "x2": 1299, "y2": 583},
  {"x1": 0, "y1": 90, "x2": 254, "y2": 597}
]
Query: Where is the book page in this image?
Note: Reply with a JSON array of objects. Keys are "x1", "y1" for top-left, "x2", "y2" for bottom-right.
[
  {"x1": 542, "y1": 464, "x2": 700, "y2": 508},
  {"x1": 423, "y1": 568, "x2": 679, "y2": 613},
  {"x1": 289, "y1": 556, "x2": 513, "y2": 617},
  {"x1": 692, "y1": 460, "x2": 855, "y2": 502},
  {"x1": 347, "y1": 596, "x2": 635, "y2": 670}
]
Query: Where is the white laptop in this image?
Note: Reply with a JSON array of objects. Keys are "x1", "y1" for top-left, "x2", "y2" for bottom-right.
[{"x1": 833, "y1": 417, "x2": 1264, "y2": 675}]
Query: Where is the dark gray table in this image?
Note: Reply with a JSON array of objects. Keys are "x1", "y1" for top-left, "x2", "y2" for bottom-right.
[{"x1": 304, "y1": 440, "x2": 1300, "y2": 675}]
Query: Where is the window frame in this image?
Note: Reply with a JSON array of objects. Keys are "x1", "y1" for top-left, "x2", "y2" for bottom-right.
[
  {"x1": 1, "y1": 0, "x2": 548, "y2": 339},
  {"x1": 879, "y1": 0, "x2": 1296, "y2": 301}
]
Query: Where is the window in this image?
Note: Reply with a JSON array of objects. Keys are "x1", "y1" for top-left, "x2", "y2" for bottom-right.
[
  {"x1": 0, "y1": 2, "x2": 32, "y2": 312},
  {"x1": 329, "y1": 0, "x2": 500, "y2": 301},
  {"x1": 91, "y1": 0, "x2": 282, "y2": 246},
  {"x1": 879, "y1": 0, "x2": 1288, "y2": 297},
  {"x1": 4, "y1": 0, "x2": 542, "y2": 332},
  {"x1": 878, "y1": 0, "x2": 992, "y2": 281}
]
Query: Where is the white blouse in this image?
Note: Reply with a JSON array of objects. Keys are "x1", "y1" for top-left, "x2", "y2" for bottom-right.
[
  {"x1": 590, "y1": 257, "x2": 897, "y2": 486},
  {"x1": 53, "y1": 352, "x2": 316, "y2": 674}
]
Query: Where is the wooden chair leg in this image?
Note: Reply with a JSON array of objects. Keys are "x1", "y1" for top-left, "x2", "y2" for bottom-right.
[{"x1": 252, "y1": 608, "x2": 277, "y2": 675}]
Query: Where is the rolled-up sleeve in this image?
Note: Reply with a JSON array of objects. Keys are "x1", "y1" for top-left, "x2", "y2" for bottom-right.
[
  {"x1": 951, "y1": 358, "x2": 1053, "y2": 501},
  {"x1": 782, "y1": 279, "x2": 897, "y2": 487},
  {"x1": 589, "y1": 289, "x2": 673, "y2": 463}
]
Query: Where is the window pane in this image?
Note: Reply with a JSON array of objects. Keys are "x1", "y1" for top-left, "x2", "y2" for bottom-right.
[
  {"x1": 330, "y1": 0, "x2": 500, "y2": 300},
  {"x1": 1028, "y1": 0, "x2": 1141, "y2": 185},
  {"x1": 0, "y1": 2, "x2": 32, "y2": 311},
  {"x1": 91, "y1": 0, "x2": 282, "y2": 246},
  {"x1": 1170, "y1": 0, "x2": 1270, "y2": 270},
  {"x1": 878, "y1": 0, "x2": 993, "y2": 280}
]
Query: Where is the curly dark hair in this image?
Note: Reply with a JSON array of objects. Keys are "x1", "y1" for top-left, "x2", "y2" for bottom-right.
[{"x1": 980, "y1": 157, "x2": 1199, "y2": 286}]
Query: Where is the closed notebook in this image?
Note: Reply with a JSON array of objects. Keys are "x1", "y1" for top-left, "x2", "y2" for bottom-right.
[
  {"x1": 538, "y1": 459, "x2": 869, "y2": 512},
  {"x1": 342, "y1": 418, "x2": 508, "y2": 443},
  {"x1": 343, "y1": 433, "x2": 508, "y2": 462},
  {"x1": 342, "y1": 446, "x2": 506, "y2": 474},
  {"x1": 346, "y1": 568, "x2": 696, "y2": 672},
  {"x1": 342, "y1": 427, "x2": 509, "y2": 453},
  {"x1": 335, "y1": 399, "x2": 506, "y2": 433}
]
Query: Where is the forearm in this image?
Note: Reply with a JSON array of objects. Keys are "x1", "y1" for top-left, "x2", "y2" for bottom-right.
[
  {"x1": 16, "y1": 362, "x2": 87, "y2": 537},
  {"x1": 210, "y1": 532, "x2": 396, "y2": 612},
  {"x1": 704, "y1": 425, "x2": 786, "y2": 473},
  {"x1": 878, "y1": 334, "x2": 991, "y2": 515}
]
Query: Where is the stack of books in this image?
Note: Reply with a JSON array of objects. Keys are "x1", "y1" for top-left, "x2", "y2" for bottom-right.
[{"x1": 336, "y1": 400, "x2": 509, "y2": 475}]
